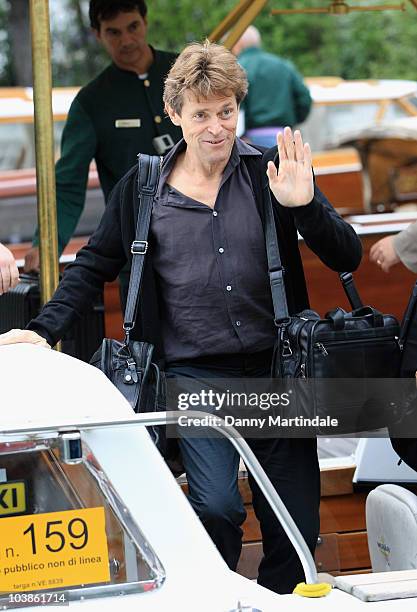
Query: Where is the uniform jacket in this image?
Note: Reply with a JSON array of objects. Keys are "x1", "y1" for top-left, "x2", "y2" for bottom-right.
[{"x1": 33, "y1": 49, "x2": 181, "y2": 254}]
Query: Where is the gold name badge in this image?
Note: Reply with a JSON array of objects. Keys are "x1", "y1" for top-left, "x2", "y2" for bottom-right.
[
  {"x1": 115, "y1": 119, "x2": 141, "y2": 128},
  {"x1": 0, "y1": 507, "x2": 110, "y2": 592}
]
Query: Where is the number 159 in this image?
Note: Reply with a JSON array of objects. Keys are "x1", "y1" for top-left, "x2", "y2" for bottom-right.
[{"x1": 23, "y1": 518, "x2": 88, "y2": 554}]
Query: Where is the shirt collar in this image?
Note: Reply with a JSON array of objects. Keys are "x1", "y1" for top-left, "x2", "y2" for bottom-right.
[
  {"x1": 158, "y1": 137, "x2": 261, "y2": 196},
  {"x1": 235, "y1": 137, "x2": 262, "y2": 157}
]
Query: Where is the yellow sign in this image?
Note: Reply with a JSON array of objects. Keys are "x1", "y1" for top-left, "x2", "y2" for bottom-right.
[
  {"x1": 0, "y1": 507, "x2": 110, "y2": 592},
  {"x1": 0, "y1": 481, "x2": 27, "y2": 517}
]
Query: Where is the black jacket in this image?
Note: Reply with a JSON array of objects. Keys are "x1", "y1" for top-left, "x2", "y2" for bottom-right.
[{"x1": 28, "y1": 145, "x2": 362, "y2": 362}]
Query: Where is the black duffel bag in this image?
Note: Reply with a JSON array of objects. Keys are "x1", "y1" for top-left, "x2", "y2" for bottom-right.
[
  {"x1": 263, "y1": 182, "x2": 402, "y2": 434},
  {"x1": 90, "y1": 154, "x2": 182, "y2": 475}
]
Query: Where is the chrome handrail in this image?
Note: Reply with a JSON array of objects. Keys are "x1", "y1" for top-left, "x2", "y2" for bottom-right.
[{"x1": 1, "y1": 410, "x2": 319, "y2": 584}]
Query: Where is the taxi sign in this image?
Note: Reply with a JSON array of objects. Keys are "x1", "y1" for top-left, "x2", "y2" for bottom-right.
[
  {"x1": 0, "y1": 507, "x2": 110, "y2": 592},
  {"x1": 0, "y1": 481, "x2": 27, "y2": 517}
]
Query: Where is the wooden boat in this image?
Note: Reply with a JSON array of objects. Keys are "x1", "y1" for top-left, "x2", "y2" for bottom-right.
[
  {"x1": 343, "y1": 122, "x2": 417, "y2": 212},
  {"x1": 303, "y1": 79, "x2": 417, "y2": 214}
]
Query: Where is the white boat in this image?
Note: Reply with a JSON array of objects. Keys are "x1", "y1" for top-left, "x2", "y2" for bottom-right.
[{"x1": 1, "y1": 344, "x2": 417, "y2": 610}]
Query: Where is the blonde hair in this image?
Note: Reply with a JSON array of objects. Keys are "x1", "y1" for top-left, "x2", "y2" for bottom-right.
[{"x1": 163, "y1": 40, "x2": 248, "y2": 115}]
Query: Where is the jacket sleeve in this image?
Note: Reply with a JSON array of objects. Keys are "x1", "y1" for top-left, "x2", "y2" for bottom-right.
[
  {"x1": 26, "y1": 172, "x2": 132, "y2": 347},
  {"x1": 32, "y1": 98, "x2": 97, "y2": 255},
  {"x1": 287, "y1": 183, "x2": 362, "y2": 272},
  {"x1": 393, "y1": 222, "x2": 417, "y2": 273}
]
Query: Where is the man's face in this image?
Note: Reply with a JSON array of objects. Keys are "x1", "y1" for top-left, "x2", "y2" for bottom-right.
[
  {"x1": 167, "y1": 92, "x2": 239, "y2": 166},
  {"x1": 95, "y1": 10, "x2": 148, "y2": 70}
]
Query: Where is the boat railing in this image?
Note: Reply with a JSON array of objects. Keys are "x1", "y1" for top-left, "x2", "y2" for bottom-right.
[{"x1": 0, "y1": 410, "x2": 319, "y2": 586}]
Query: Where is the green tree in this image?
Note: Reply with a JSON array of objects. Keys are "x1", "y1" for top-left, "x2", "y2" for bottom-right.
[
  {"x1": 252, "y1": 6, "x2": 417, "y2": 80},
  {"x1": 147, "y1": 0, "x2": 237, "y2": 51},
  {"x1": 1, "y1": 1, "x2": 416, "y2": 86}
]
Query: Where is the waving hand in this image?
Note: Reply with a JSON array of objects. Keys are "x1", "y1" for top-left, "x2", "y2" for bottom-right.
[{"x1": 266, "y1": 127, "x2": 314, "y2": 207}]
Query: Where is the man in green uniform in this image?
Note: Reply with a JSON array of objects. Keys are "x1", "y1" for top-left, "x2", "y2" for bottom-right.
[
  {"x1": 233, "y1": 26, "x2": 312, "y2": 148},
  {"x1": 24, "y1": 0, "x2": 181, "y2": 288}
]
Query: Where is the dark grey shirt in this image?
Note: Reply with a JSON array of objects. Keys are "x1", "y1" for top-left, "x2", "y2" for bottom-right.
[{"x1": 150, "y1": 137, "x2": 276, "y2": 363}]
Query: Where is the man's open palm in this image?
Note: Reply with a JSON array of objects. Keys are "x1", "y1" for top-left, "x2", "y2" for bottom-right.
[{"x1": 266, "y1": 127, "x2": 314, "y2": 207}]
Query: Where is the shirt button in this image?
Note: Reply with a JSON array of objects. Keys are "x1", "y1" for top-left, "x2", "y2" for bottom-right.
[
  {"x1": 144, "y1": 79, "x2": 150, "y2": 87},
  {"x1": 213, "y1": 211, "x2": 218, "y2": 216},
  {"x1": 235, "y1": 320, "x2": 241, "y2": 327},
  {"x1": 154, "y1": 115, "x2": 162, "y2": 124},
  {"x1": 226, "y1": 285, "x2": 232, "y2": 291},
  {"x1": 218, "y1": 247, "x2": 224, "y2": 254}
]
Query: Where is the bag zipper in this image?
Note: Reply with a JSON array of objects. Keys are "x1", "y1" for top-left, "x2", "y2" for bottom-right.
[
  {"x1": 314, "y1": 335, "x2": 402, "y2": 356},
  {"x1": 295, "y1": 319, "x2": 314, "y2": 378},
  {"x1": 315, "y1": 342, "x2": 328, "y2": 356}
]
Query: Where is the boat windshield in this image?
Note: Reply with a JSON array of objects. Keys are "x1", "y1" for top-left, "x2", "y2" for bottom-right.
[{"x1": 0, "y1": 434, "x2": 165, "y2": 607}]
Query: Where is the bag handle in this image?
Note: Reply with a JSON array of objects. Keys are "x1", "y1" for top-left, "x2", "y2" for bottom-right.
[
  {"x1": 326, "y1": 306, "x2": 384, "y2": 330},
  {"x1": 351, "y1": 306, "x2": 385, "y2": 328},
  {"x1": 325, "y1": 307, "x2": 346, "y2": 330},
  {"x1": 123, "y1": 154, "x2": 162, "y2": 341}
]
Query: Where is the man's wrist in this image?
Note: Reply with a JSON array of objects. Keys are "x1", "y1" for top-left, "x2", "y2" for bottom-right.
[{"x1": 290, "y1": 196, "x2": 317, "y2": 215}]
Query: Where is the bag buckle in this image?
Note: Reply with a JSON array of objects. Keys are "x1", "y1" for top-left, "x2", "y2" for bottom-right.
[
  {"x1": 279, "y1": 326, "x2": 293, "y2": 357},
  {"x1": 122, "y1": 324, "x2": 132, "y2": 348},
  {"x1": 282, "y1": 339, "x2": 293, "y2": 357},
  {"x1": 131, "y1": 240, "x2": 148, "y2": 255},
  {"x1": 124, "y1": 357, "x2": 138, "y2": 384}
]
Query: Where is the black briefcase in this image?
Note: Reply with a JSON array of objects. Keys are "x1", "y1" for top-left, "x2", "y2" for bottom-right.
[
  {"x1": 0, "y1": 274, "x2": 104, "y2": 362},
  {"x1": 272, "y1": 301, "x2": 402, "y2": 434}
]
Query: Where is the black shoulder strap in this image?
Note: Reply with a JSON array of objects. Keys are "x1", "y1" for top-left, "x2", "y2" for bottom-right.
[
  {"x1": 263, "y1": 177, "x2": 291, "y2": 323},
  {"x1": 339, "y1": 272, "x2": 363, "y2": 309},
  {"x1": 123, "y1": 154, "x2": 161, "y2": 339},
  {"x1": 244, "y1": 152, "x2": 290, "y2": 324}
]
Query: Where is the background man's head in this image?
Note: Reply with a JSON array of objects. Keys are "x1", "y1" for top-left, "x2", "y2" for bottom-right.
[
  {"x1": 164, "y1": 41, "x2": 248, "y2": 165},
  {"x1": 232, "y1": 25, "x2": 261, "y2": 56},
  {"x1": 89, "y1": 1, "x2": 147, "y2": 31},
  {"x1": 89, "y1": 1, "x2": 149, "y2": 72}
]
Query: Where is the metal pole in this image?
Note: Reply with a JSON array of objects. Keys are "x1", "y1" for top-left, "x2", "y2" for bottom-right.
[
  {"x1": 209, "y1": 0, "x2": 268, "y2": 49},
  {"x1": 29, "y1": 0, "x2": 59, "y2": 306},
  {"x1": 209, "y1": 0, "x2": 253, "y2": 42}
]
